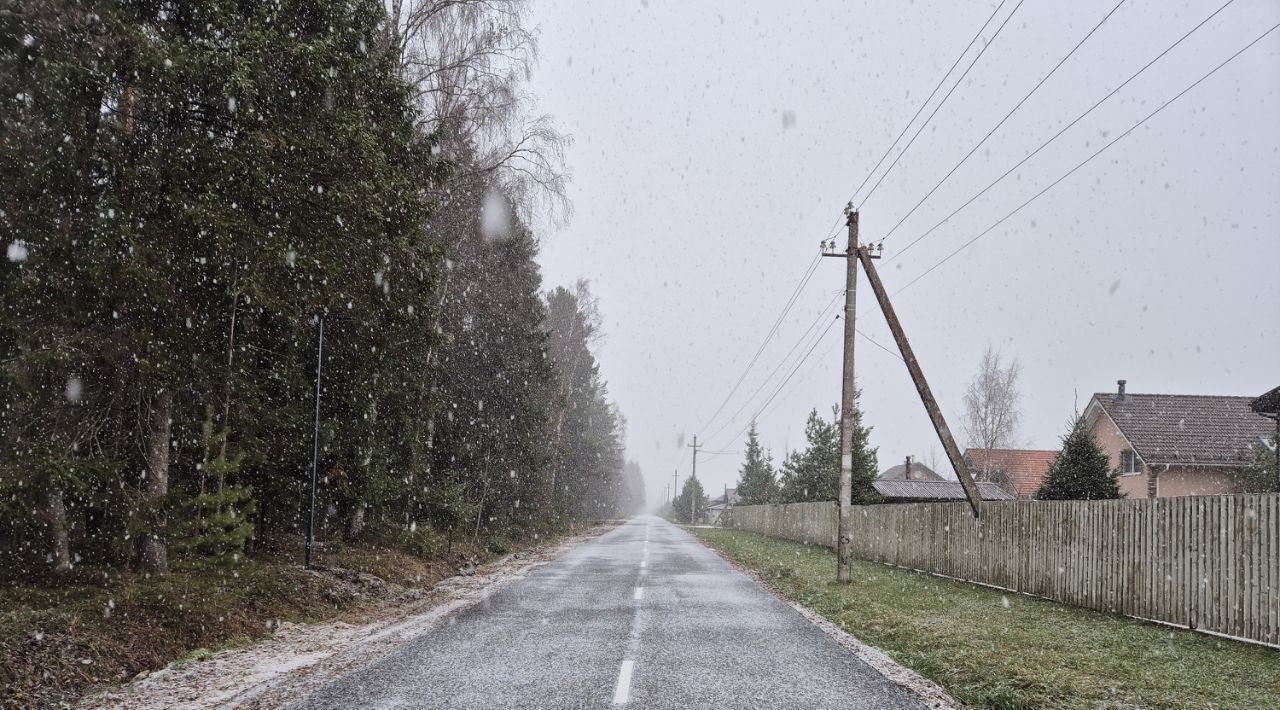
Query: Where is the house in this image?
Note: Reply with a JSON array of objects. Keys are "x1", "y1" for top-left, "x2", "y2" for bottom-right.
[
  {"x1": 706, "y1": 487, "x2": 742, "y2": 524},
  {"x1": 962, "y1": 448, "x2": 1058, "y2": 499},
  {"x1": 1083, "y1": 380, "x2": 1275, "y2": 499},
  {"x1": 872, "y1": 479, "x2": 1014, "y2": 503},
  {"x1": 878, "y1": 455, "x2": 944, "y2": 481}
]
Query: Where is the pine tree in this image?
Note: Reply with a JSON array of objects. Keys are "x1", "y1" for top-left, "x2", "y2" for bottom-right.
[
  {"x1": 735, "y1": 421, "x2": 776, "y2": 505},
  {"x1": 1036, "y1": 418, "x2": 1121, "y2": 500}
]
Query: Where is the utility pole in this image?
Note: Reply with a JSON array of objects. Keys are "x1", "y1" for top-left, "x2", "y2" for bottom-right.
[
  {"x1": 856, "y1": 247, "x2": 983, "y2": 516},
  {"x1": 823, "y1": 208, "x2": 859, "y2": 582},
  {"x1": 305, "y1": 313, "x2": 325, "y2": 570},
  {"x1": 688, "y1": 436, "x2": 703, "y2": 523}
]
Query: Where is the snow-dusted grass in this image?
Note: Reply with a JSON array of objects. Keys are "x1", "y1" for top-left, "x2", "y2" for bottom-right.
[{"x1": 694, "y1": 528, "x2": 1280, "y2": 709}]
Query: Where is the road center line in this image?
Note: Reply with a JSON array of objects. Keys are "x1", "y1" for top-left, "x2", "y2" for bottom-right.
[
  {"x1": 633, "y1": 586, "x2": 644, "y2": 600},
  {"x1": 612, "y1": 659, "x2": 635, "y2": 704}
]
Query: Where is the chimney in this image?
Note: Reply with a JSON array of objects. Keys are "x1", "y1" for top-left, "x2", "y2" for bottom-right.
[
  {"x1": 904, "y1": 455, "x2": 913, "y2": 480},
  {"x1": 1117, "y1": 379, "x2": 1127, "y2": 401}
]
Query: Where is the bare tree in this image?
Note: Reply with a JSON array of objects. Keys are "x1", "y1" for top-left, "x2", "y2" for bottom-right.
[
  {"x1": 962, "y1": 346, "x2": 1022, "y2": 484},
  {"x1": 385, "y1": 0, "x2": 571, "y2": 225}
]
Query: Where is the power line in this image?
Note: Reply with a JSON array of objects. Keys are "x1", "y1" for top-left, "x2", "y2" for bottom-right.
[
  {"x1": 894, "y1": 20, "x2": 1279, "y2": 295},
  {"x1": 716, "y1": 314, "x2": 841, "y2": 449},
  {"x1": 703, "y1": 291, "x2": 843, "y2": 445},
  {"x1": 758, "y1": 334, "x2": 843, "y2": 424},
  {"x1": 858, "y1": 0, "x2": 1028, "y2": 208},
  {"x1": 880, "y1": 0, "x2": 1128, "y2": 244},
  {"x1": 858, "y1": 328, "x2": 903, "y2": 362},
  {"x1": 819, "y1": 0, "x2": 1012, "y2": 241},
  {"x1": 888, "y1": 0, "x2": 1238, "y2": 263},
  {"x1": 755, "y1": 328, "x2": 902, "y2": 429},
  {"x1": 697, "y1": 249, "x2": 822, "y2": 436}
]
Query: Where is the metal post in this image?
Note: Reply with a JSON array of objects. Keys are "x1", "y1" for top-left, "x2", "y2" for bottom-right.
[{"x1": 305, "y1": 313, "x2": 325, "y2": 569}]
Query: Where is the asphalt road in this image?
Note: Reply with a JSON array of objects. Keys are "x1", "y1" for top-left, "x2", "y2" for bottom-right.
[{"x1": 289, "y1": 516, "x2": 927, "y2": 709}]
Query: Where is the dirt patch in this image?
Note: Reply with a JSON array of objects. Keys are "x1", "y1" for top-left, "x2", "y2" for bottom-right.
[{"x1": 78, "y1": 527, "x2": 609, "y2": 709}]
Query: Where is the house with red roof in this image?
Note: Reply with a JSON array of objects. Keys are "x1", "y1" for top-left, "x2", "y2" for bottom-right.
[
  {"x1": 1082, "y1": 380, "x2": 1275, "y2": 499},
  {"x1": 962, "y1": 448, "x2": 1058, "y2": 499}
]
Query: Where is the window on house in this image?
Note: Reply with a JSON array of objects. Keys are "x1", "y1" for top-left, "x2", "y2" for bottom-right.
[{"x1": 1120, "y1": 449, "x2": 1142, "y2": 474}]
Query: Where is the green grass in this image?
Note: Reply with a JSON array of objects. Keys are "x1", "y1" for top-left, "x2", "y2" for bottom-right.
[{"x1": 692, "y1": 527, "x2": 1280, "y2": 710}]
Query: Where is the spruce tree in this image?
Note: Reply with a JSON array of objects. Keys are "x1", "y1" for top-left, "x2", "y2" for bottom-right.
[
  {"x1": 778, "y1": 402, "x2": 878, "y2": 504},
  {"x1": 1238, "y1": 433, "x2": 1277, "y2": 493},
  {"x1": 673, "y1": 476, "x2": 709, "y2": 524},
  {"x1": 735, "y1": 420, "x2": 776, "y2": 505},
  {"x1": 1036, "y1": 418, "x2": 1122, "y2": 500}
]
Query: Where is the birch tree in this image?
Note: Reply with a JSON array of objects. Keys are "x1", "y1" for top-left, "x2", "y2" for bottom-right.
[{"x1": 961, "y1": 346, "x2": 1023, "y2": 484}]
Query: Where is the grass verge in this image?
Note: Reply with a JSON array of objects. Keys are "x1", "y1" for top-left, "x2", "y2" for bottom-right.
[{"x1": 692, "y1": 527, "x2": 1280, "y2": 710}]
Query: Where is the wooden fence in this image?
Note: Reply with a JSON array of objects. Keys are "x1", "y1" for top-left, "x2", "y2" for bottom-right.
[{"x1": 725, "y1": 495, "x2": 1280, "y2": 647}]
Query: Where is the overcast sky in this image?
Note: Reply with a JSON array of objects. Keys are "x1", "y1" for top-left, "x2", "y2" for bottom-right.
[{"x1": 526, "y1": 0, "x2": 1280, "y2": 504}]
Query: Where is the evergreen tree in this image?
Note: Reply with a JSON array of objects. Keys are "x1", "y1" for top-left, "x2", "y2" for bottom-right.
[
  {"x1": 1036, "y1": 418, "x2": 1122, "y2": 500},
  {"x1": 735, "y1": 420, "x2": 776, "y2": 504},
  {"x1": 544, "y1": 283, "x2": 627, "y2": 524},
  {"x1": 672, "y1": 476, "x2": 708, "y2": 524},
  {"x1": 1237, "y1": 432, "x2": 1277, "y2": 493},
  {"x1": 778, "y1": 403, "x2": 878, "y2": 504}
]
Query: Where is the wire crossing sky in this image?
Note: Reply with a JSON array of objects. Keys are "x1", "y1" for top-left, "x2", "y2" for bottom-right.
[{"x1": 530, "y1": 0, "x2": 1280, "y2": 502}]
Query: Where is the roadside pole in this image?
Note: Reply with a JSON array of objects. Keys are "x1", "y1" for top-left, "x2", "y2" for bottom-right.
[
  {"x1": 305, "y1": 312, "x2": 325, "y2": 569},
  {"x1": 688, "y1": 436, "x2": 702, "y2": 523},
  {"x1": 835, "y1": 210, "x2": 858, "y2": 582}
]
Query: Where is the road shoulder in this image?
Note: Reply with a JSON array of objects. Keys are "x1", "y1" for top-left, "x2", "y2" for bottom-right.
[
  {"x1": 79, "y1": 527, "x2": 613, "y2": 710},
  {"x1": 689, "y1": 528, "x2": 961, "y2": 710}
]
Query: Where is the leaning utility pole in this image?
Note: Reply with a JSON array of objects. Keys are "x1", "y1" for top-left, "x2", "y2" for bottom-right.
[
  {"x1": 822, "y1": 209, "x2": 859, "y2": 582},
  {"x1": 856, "y1": 246, "x2": 983, "y2": 517}
]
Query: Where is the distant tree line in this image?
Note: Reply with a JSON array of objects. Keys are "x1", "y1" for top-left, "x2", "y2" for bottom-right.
[{"x1": 0, "y1": 0, "x2": 637, "y2": 581}]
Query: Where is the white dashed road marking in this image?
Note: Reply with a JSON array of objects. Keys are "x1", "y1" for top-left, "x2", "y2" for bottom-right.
[{"x1": 612, "y1": 659, "x2": 635, "y2": 704}]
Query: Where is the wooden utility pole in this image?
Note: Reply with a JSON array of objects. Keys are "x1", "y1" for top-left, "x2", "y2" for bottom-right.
[
  {"x1": 832, "y1": 210, "x2": 859, "y2": 582},
  {"x1": 856, "y1": 248, "x2": 983, "y2": 516},
  {"x1": 688, "y1": 436, "x2": 703, "y2": 522}
]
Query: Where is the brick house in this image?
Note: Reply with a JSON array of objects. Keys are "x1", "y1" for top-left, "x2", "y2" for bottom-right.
[
  {"x1": 962, "y1": 448, "x2": 1058, "y2": 499},
  {"x1": 1082, "y1": 380, "x2": 1275, "y2": 499}
]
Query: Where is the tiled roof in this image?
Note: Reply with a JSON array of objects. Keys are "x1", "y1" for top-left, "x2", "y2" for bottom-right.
[
  {"x1": 873, "y1": 479, "x2": 1014, "y2": 501},
  {"x1": 878, "y1": 462, "x2": 944, "y2": 481},
  {"x1": 963, "y1": 449, "x2": 1058, "y2": 498},
  {"x1": 1093, "y1": 393, "x2": 1273, "y2": 465}
]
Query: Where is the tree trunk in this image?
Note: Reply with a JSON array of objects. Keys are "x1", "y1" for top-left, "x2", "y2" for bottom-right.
[
  {"x1": 48, "y1": 484, "x2": 72, "y2": 574},
  {"x1": 140, "y1": 390, "x2": 171, "y2": 574},
  {"x1": 348, "y1": 501, "x2": 367, "y2": 539}
]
